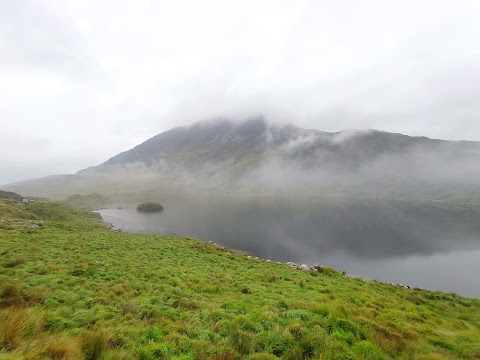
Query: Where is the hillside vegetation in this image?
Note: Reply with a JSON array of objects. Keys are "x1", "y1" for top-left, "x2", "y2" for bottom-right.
[
  {"x1": 65, "y1": 193, "x2": 110, "y2": 210},
  {"x1": 0, "y1": 200, "x2": 479, "y2": 359},
  {"x1": 136, "y1": 202, "x2": 164, "y2": 213},
  {"x1": 0, "y1": 190, "x2": 23, "y2": 202}
]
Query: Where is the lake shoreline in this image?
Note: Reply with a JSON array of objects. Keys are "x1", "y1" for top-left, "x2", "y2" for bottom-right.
[
  {"x1": 98, "y1": 199, "x2": 480, "y2": 298},
  {"x1": 97, "y1": 207, "x2": 480, "y2": 299}
]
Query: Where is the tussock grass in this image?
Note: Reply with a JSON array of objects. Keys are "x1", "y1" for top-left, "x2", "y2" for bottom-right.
[
  {"x1": 3, "y1": 258, "x2": 25, "y2": 268},
  {"x1": 0, "y1": 283, "x2": 45, "y2": 308},
  {"x1": 0, "y1": 308, "x2": 31, "y2": 349},
  {"x1": 42, "y1": 335, "x2": 83, "y2": 360},
  {"x1": 0, "y1": 200, "x2": 479, "y2": 359}
]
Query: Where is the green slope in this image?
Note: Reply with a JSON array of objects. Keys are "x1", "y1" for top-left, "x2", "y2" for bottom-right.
[
  {"x1": 65, "y1": 193, "x2": 110, "y2": 210},
  {"x1": 0, "y1": 200, "x2": 479, "y2": 359},
  {"x1": 0, "y1": 190, "x2": 23, "y2": 202}
]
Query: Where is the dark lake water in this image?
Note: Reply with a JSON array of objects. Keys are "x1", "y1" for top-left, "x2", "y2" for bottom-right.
[{"x1": 98, "y1": 197, "x2": 480, "y2": 298}]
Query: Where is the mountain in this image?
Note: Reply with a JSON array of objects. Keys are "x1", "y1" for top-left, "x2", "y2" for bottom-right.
[
  {"x1": 3, "y1": 117, "x2": 480, "y2": 201},
  {"x1": 82, "y1": 117, "x2": 472, "y2": 172}
]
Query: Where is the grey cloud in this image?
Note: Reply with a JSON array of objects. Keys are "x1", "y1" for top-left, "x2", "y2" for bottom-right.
[{"x1": 1, "y1": 0, "x2": 480, "y2": 184}]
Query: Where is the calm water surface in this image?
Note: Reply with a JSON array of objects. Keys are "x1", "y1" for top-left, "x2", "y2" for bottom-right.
[{"x1": 99, "y1": 197, "x2": 480, "y2": 298}]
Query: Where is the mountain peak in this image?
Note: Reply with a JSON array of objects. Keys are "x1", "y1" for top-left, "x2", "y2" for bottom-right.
[{"x1": 86, "y1": 117, "x2": 476, "y2": 172}]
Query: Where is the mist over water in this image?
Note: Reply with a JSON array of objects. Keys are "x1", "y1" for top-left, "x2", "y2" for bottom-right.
[{"x1": 99, "y1": 197, "x2": 480, "y2": 298}]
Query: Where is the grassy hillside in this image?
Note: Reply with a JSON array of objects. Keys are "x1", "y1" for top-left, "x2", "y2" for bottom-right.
[
  {"x1": 65, "y1": 193, "x2": 110, "y2": 210},
  {"x1": 0, "y1": 190, "x2": 23, "y2": 202},
  {"x1": 0, "y1": 201, "x2": 479, "y2": 359}
]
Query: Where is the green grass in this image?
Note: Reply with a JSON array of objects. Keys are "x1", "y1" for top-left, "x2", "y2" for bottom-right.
[
  {"x1": 0, "y1": 200, "x2": 479, "y2": 359},
  {"x1": 0, "y1": 191, "x2": 23, "y2": 202},
  {"x1": 65, "y1": 194, "x2": 110, "y2": 211}
]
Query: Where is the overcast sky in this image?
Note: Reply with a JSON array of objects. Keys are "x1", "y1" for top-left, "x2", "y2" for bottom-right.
[{"x1": 1, "y1": 0, "x2": 480, "y2": 185}]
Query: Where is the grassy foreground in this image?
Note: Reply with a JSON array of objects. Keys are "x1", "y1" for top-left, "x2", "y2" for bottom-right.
[{"x1": 0, "y1": 201, "x2": 479, "y2": 360}]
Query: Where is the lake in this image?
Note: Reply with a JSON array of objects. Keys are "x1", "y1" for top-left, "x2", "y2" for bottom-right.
[{"x1": 98, "y1": 197, "x2": 480, "y2": 298}]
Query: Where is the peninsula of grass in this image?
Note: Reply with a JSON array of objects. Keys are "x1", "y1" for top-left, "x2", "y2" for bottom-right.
[
  {"x1": 136, "y1": 202, "x2": 164, "y2": 213},
  {"x1": 0, "y1": 200, "x2": 479, "y2": 359},
  {"x1": 65, "y1": 193, "x2": 110, "y2": 211}
]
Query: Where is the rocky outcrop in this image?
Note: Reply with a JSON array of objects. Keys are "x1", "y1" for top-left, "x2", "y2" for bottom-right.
[{"x1": 205, "y1": 240, "x2": 418, "y2": 291}]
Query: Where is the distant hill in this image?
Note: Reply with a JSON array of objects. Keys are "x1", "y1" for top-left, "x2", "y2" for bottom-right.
[
  {"x1": 0, "y1": 190, "x2": 23, "y2": 202},
  {"x1": 3, "y1": 117, "x2": 480, "y2": 201}
]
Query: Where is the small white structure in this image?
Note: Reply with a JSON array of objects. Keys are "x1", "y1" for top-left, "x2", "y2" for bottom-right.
[{"x1": 22, "y1": 199, "x2": 29, "y2": 203}]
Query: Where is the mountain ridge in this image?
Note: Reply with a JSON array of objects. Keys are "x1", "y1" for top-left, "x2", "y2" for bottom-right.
[
  {"x1": 3, "y1": 117, "x2": 480, "y2": 200},
  {"x1": 79, "y1": 117, "x2": 477, "y2": 174}
]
